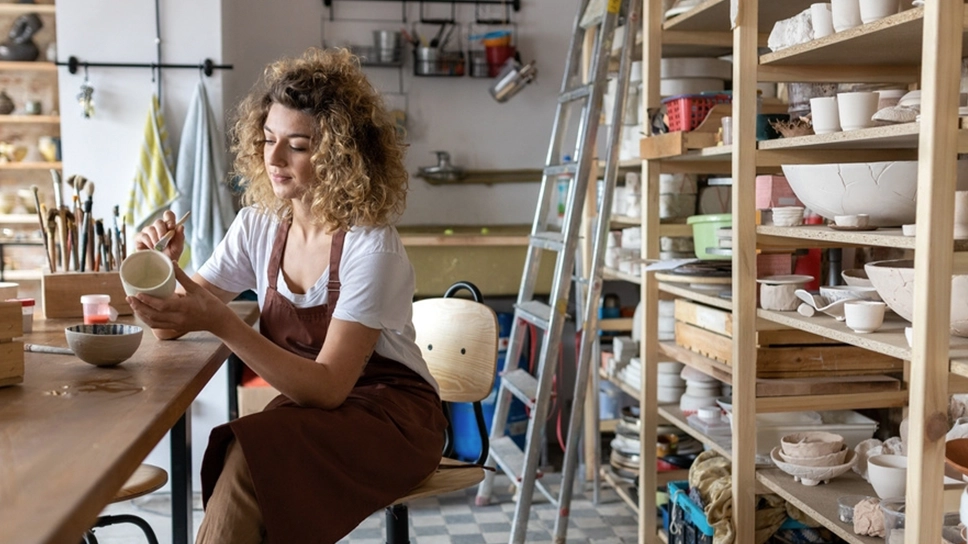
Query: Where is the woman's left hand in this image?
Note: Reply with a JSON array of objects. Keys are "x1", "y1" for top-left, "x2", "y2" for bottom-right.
[{"x1": 127, "y1": 266, "x2": 231, "y2": 336}]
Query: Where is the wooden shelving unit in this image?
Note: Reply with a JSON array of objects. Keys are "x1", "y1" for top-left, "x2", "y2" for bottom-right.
[{"x1": 625, "y1": 0, "x2": 968, "y2": 542}]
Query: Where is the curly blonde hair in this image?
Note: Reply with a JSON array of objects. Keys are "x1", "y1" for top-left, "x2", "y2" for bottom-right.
[{"x1": 230, "y1": 47, "x2": 408, "y2": 230}]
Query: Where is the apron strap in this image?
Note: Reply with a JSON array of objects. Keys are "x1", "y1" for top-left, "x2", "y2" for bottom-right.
[{"x1": 326, "y1": 230, "x2": 347, "y2": 322}]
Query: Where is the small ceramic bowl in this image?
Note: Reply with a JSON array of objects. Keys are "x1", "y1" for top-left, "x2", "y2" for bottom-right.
[
  {"x1": 841, "y1": 268, "x2": 873, "y2": 288},
  {"x1": 867, "y1": 454, "x2": 907, "y2": 499},
  {"x1": 844, "y1": 300, "x2": 887, "y2": 334},
  {"x1": 771, "y1": 206, "x2": 805, "y2": 227},
  {"x1": 819, "y1": 285, "x2": 882, "y2": 303},
  {"x1": 777, "y1": 443, "x2": 849, "y2": 467},
  {"x1": 758, "y1": 275, "x2": 815, "y2": 311},
  {"x1": 834, "y1": 214, "x2": 870, "y2": 228},
  {"x1": 65, "y1": 323, "x2": 144, "y2": 367}
]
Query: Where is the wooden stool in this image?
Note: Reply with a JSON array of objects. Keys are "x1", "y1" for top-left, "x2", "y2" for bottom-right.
[{"x1": 81, "y1": 464, "x2": 168, "y2": 544}]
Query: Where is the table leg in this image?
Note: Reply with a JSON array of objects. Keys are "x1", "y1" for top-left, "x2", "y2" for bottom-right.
[{"x1": 171, "y1": 412, "x2": 193, "y2": 544}]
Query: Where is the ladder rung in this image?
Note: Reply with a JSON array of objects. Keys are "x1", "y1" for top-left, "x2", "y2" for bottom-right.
[
  {"x1": 530, "y1": 232, "x2": 565, "y2": 251},
  {"x1": 543, "y1": 163, "x2": 578, "y2": 177},
  {"x1": 501, "y1": 369, "x2": 538, "y2": 409},
  {"x1": 515, "y1": 300, "x2": 553, "y2": 330},
  {"x1": 490, "y1": 436, "x2": 543, "y2": 484},
  {"x1": 559, "y1": 83, "x2": 594, "y2": 103}
]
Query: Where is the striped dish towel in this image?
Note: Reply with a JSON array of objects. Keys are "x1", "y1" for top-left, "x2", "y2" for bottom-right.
[{"x1": 126, "y1": 95, "x2": 179, "y2": 229}]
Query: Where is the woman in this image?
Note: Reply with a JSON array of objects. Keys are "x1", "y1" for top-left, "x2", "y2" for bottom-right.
[{"x1": 128, "y1": 47, "x2": 447, "y2": 544}]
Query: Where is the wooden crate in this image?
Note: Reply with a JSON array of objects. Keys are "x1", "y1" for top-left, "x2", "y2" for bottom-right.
[
  {"x1": 673, "y1": 299, "x2": 904, "y2": 378},
  {"x1": 41, "y1": 272, "x2": 133, "y2": 319},
  {"x1": 0, "y1": 300, "x2": 23, "y2": 387}
]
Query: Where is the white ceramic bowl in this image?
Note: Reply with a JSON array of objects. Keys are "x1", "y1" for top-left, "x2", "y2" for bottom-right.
[
  {"x1": 865, "y1": 259, "x2": 968, "y2": 337},
  {"x1": 819, "y1": 285, "x2": 882, "y2": 303},
  {"x1": 679, "y1": 392, "x2": 719, "y2": 412},
  {"x1": 867, "y1": 454, "x2": 908, "y2": 499},
  {"x1": 657, "y1": 386, "x2": 685, "y2": 405},
  {"x1": 841, "y1": 268, "x2": 873, "y2": 287},
  {"x1": 65, "y1": 324, "x2": 144, "y2": 367},
  {"x1": 781, "y1": 160, "x2": 968, "y2": 226}
]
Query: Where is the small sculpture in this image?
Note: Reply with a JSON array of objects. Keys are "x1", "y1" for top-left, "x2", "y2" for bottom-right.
[
  {"x1": 0, "y1": 13, "x2": 42, "y2": 61},
  {"x1": 0, "y1": 91, "x2": 14, "y2": 115}
]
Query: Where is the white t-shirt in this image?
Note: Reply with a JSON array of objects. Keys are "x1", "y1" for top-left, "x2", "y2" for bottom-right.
[{"x1": 198, "y1": 207, "x2": 437, "y2": 391}]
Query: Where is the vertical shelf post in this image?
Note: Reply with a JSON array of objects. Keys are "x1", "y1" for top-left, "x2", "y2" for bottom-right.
[
  {"x1": 731, "y1": 0, "x2": 758, "y2": 541},
  {"x1": 907, "y1": 0, "x2": 965, "y2": 541},
  {"x1": 639, "y1": 0, "x2": 663, "y2": 540}
]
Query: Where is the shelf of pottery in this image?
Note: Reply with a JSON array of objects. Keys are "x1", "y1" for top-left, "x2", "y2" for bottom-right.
[
  {"x1": 605, "y1": 0, "x2": 968, "y2": 543},
  {"x1": 0, "y1": 1, "x2": 59, "y2": 283}
]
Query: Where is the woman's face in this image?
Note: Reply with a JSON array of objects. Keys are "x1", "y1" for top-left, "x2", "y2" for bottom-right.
[{"x1": 263, "y1": 102, "x2": 316, "y2": 202}]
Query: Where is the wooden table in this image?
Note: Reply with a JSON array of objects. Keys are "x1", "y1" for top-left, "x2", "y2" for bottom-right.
[{"x1": 0, "y1": 301, "x2": 259, "y2": 544}]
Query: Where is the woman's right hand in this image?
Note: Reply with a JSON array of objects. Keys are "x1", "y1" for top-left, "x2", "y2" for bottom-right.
[{"x1": 135, "y1": 209, "x2": 185, "y2": 261}]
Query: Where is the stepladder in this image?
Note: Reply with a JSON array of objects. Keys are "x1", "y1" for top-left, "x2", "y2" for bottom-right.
[{"x1": 474, "y1": 0, "x2": 641, "y2": 541}]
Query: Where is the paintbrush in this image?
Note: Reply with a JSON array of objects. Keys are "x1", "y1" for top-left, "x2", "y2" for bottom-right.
[
  {"x1": 95, "y1": 219, "x2": 109, "y2": 272},
  {"x1": 30, "y1": 185, "x2": 54, "y2": 272},
  {"x1": 50, "y1": 169, "x2": 68, "y2": 271},
  {"x1": 44, "y1": 205, "x2": 57, "y2": 272},
  {"x1": 69, "y1": 199, "x2": 80, "y2": 271},
  {"x1": 83, "y1": 182, "x2": 95, "y2": 271},
  {"x1": 112, "y1": 205, "x2": 122, "y2": 267}
]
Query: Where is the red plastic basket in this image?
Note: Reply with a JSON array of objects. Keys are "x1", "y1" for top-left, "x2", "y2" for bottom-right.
[{"x1": 662, "y1": 94, "x2": 732, "y2": 132}]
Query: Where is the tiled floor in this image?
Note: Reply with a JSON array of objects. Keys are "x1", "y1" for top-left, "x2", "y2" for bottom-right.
[{"x1": 90, "y1": 472, "x2": 639, "y2": 543}]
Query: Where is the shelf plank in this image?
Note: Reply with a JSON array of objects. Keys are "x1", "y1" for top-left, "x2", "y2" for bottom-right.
[
  {"x1": 662, "y1": 0, "x2": 814, "y2": 33},
  {"x1": 659, "y1": 340, "x2": 733, "y2": 385},
  {"x1": 603, "y1": 268, "x2": 642, "y2": 284},
  {"x1": 0, "y1": 161, "x2": 62, "y2": 171},
  {"x1": 757, "y1": 225, "x2": 968, "y2": 251},
  {"x1": 0, "y1": 60, "x2": 57, "y2": 72},
  {"x1": 758, "y1": 122, "x2": 920, "y2": 150},
  {"x1": 0, "y1": 4, "x2": 55, "y2": 15},
  {"x1": 0, "y1": 214, "x2": 40, "y2": 225},
  {"x1": 756, "y1": 470, "x2": 884, "y2": 544},
  {"x1": 0, "y1": 115, "x2": 59, "y2": 125},
  {"x1": 659, "y1": 223, "x2": 692, "y2": 237},
  {"x1": 3, "y1": 269, "x2": 41, "y2": 281},
  {"x1": 601, "y1": 466, "x2": 639, "y2": 514},
  {"x1": 602, "y1": 370, "x2": 641, "y2": 402},
  {"x1": 760, "y1": 7, "x2": 968, "y2": 67},
  {"x1": 610, "y1": 214, "x2": 641, "y2": 226},
  {"x1": 657, "y1": 405, "x2": 732, "y2": 460},
  {"x1": 658, "y1": 281, "x2": 732, "y2": 311},
  {"x1": 757, "y1": 308, "x2": 912, "y2": 360}
]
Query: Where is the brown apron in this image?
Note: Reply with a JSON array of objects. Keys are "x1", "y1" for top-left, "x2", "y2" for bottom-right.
[{"x1": 201, "y1": 219, "x2": 447, "y2": 544}]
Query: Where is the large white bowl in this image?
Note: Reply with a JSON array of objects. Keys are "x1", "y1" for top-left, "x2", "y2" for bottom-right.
[
  {"x1": 865, "y1": 259, "x2": 968, "y2": 337},
  {"x1": 781, "y1": 160, "x2": 968, "y2": 227}
]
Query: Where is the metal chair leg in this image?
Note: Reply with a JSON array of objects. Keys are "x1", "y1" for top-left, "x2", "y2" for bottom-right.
[
  {"x1": 385, "y1": 503, "x2": 410, "y2": 544},
  {"x1": 91, "y1": 514, "x2": 160, "y2": 544}
]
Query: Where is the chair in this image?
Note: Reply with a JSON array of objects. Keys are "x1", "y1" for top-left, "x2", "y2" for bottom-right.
[
  {"x1": 81, "y1": 464, "x2": 168, "y2": 544},
  {"x1": 384, "y1": 281, "x2": 499, "y2": 544}
]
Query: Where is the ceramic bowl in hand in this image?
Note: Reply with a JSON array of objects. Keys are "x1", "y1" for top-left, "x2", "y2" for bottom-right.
[
  {"x1": 120, "y1": 249, "x2": 176, "y2": 298},
  {"x1": 65, "y1": 323, "x2": 143, "y2": 367}
]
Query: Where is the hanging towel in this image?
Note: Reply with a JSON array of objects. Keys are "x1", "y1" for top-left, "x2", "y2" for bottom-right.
[
  {"x1": 171, "y1": 82, "x2": 235, "y2": 274},
  {"x1": 127, "y1": 95, "x2": 179, "y2": 230}
]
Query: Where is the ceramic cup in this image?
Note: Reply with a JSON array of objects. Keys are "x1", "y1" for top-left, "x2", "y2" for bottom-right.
[
  {"x1": 758, "y1": 275, "x2": 815, "y2": 311},
  {"x1": 844, "y1": 300, "x2": 887, "y2": 333},
  {"x1": 859, "y1": 0, "x2": 900, "y2": 23},
  {"x1": 954, "y1": 191, "x2": 968, "y2": 239},
  {"x1": 119, "y1": 249, "x2": 176, "y2": 298},
  {"x1": 831, "y1": 0, "x2": 863, "y2": 31},
  {"x1": 811, "y1": 3, "x2": 835, "y2": 38},
  {"x1": 837, "y1": 91, "x2": 879, "y2": 130},
  {"x1": 810, "y1": 96, "x2": 841, "y2": 134}
]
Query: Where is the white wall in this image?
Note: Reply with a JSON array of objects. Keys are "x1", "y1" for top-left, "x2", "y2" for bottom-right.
[{"x1": 57, "y1": 0, "x2": 578, "y2": 489}]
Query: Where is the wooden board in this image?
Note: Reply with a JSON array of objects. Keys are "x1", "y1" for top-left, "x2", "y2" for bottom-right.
[
  {"x1": 640, "y1": 131, "x2": 718, "y2": 160},
  {"x1": 673, "y1": 298, "x2": 841, "y2": 346},
  {"x1": 0, "y1": 300, "x2": 22, "y2": 339},
  {"x1": 0, "y1": 339, "x2": 23, "y2": 386},
  {"x1": 41, "y1": 271, "x2": 133, "y2": 319},
  {"x1": 675, "y1": 321, "x2": 905, "y2": 377}
]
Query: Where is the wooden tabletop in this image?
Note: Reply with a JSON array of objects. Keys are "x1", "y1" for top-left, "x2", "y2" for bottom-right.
[{"x1": 0, "y1": 301, "x2": 259, "y2": 544}]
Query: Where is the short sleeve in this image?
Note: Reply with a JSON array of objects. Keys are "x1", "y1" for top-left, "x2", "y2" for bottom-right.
[
  {"x1": 332, "y1": 251, "x2": 414, "y2": 331},
  {"x1": 197, "y1": 208, "x2": 259, "y2": 294}
]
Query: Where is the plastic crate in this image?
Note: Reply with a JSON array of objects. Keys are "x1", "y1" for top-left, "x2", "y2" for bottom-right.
[
  {"x1": 662, "y1": 94, "x2": 731, "y2": 132},
  {"x1": 668, "y1": 481, "x2": 808, "y2": 542}
]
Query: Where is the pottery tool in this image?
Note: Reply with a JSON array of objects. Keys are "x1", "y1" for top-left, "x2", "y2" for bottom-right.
[
  {"x1": 95, "y1": 220, "x2": 109, "y2": 271},
  {"x1": 69, "y1": 198, "x2": 80, "y2": 271},
  {"x1": 50, "y1": 169, "x2": 68, "y2": 271},
  {"x1": 83, "y1": 182, "x2": 95, "y2": 270},
  {"x1": 30, "y1": 185, "x2": 54, "y2": 272},
  {"x1": 112, "y1": 205, "x2": 122, "y2": 265},
  {"x1": 154, "y1": 210, "x2": 191, "y2": 251},
  {"x1": 24, "y1": 343, "x2": 74, "y2": 355},
  {"x1": 43, "y1": 205, "x2": 57, "y2": 272}
]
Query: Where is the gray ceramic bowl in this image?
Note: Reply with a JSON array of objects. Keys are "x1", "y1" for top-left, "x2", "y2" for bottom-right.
[{"x1": 65, "y1": 324, "x2": 143, "y2": 367}]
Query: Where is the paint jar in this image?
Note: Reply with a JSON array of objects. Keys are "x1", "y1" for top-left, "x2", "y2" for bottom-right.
[
  {"x1": 7, "y1": 298, "x2": 34, "y2": 333},
  {"x1": 81, "y1": 294, "x2": 118, "y2": 325}
]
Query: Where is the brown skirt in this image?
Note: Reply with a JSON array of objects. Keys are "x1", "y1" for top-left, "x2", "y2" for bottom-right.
[{"x1": 201, "y1": 355, "x2": 448, "y2": 544}]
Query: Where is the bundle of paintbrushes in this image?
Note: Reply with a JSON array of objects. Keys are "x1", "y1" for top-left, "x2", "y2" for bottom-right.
[{"x1": 35, "y1": 169, "x2": 127, "y2": 273}]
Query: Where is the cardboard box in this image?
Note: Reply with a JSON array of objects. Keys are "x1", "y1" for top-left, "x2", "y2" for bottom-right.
[
  {"x1": 755, "y1": 175, "x2": 801, "y2": 210},
  {"x1": 42, "y1": 271, "x2": 133, "y2": 319},
  {"x1": 237, "y1": 385, "x2": 280, "y2": 417}
]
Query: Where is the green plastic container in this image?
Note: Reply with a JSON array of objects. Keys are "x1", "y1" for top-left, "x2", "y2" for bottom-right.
[{"x1": 687, "y1": 214, "x2": 732, "y2": 260}]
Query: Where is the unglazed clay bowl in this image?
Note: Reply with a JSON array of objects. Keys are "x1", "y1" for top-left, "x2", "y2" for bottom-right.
[
  {"x1": 780, "y1": 431, "x2": 845, "y2": 457},
  {"x1": 865, "y1": 259, "x2": 968, "y2": 337},
  {"x1": 771, "y1": 447, "x2": 856, "y2": 486},
  {"x1": 781, "y1": 160, "x2": 968, "y2": 227},
  {"x1": 65, "y1": 323, "x2": 143, "y2": 367},
  {"x1": 841, "y1": 268, "x2": 874, "y2": 288},
  {"x1": 777, "y1": 443, "x2": 850, "y2": 467}
]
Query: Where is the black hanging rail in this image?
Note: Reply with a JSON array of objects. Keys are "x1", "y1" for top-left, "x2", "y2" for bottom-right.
[
  {"x1": 57, "y1": 56, "x2": 233, "y2": 77},
  {"x1": 323, "y1": 0, "x2": 521, "y2": 9}
]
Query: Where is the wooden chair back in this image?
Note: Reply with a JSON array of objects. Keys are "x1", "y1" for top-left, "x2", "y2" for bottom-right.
[{"x1": 411, "y1": 297, "x2": 498, "y2": 403}]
